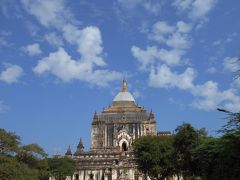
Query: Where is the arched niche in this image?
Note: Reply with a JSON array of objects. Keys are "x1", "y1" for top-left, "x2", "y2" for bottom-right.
[{"x1": 119, "y1": 139, "x2": 129, "y2": 152}]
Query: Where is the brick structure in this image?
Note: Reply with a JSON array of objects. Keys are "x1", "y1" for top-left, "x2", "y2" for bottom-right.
[{"x1": 66, "y1": 80, "x2": 158, "y2": 180}]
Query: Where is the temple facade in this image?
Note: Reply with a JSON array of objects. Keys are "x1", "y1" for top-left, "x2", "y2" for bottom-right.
[{"x1": 67, "y1": 80, "x2": 158, "y2": 180}]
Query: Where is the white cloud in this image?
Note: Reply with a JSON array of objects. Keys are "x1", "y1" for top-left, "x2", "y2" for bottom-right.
[
  {"x1": 23, "y1": 43, "x2": 42, "y2": 56},
  {"x1": 192, "y1": 82, "x2": 240, "y2": 111},
  {"x1": 149, "y1": 64, "x2": 240, "y2": 111},
  {"x1": 0, "y1": 64, "x2": 23, "y2": 84},
  {"x1": 63, "y1": 25, "x2": 106, "y2": 67},
  {"x1": 149, "y1": 64, "x2": 195, "y2": 90},
  {"x1": 33, "y1": 48, "x2": 122, "y2": 87},
  {"x1": 22, "y1": 0, "x2": 122, "y2": 87},
  {"x1": 149, "y1": 21, "x2": 191, "y2": 49},
  {"x1": 173, "y1": 0, "x2": 218, "y2": 20},
  {"x1": 191, "y1": 0, "x2": 218, "y2": 19},
  {"x1": 206, "y1": 67, "x2": 217, "y2": 74},
  {"x1": 117, "y1": 0, "x2": 162, "y2": 15},
  {"x1": 176, "y1": 21, "x2": 192, "y2": 33},
  {"x1": 153, "y1": 21, "x2": 175, "y2": 35},
  {"x1": 166, "y1": 32, "x2": 190, "y2": 49},
  {"x1": 131, "y1": 46, "x2": 184, "y2": 70},
  {"x1": 149, "y1": 21, "x2": 175, "y2": 43},
  {"x1": 173, "y1": 0, "x2": 193, "y2": 10},
  {"x1": 21, "y1": 0, "x2": 72, "y2": 28},
  {"x1": 223, "y1": 56, "x2": 240, "y2": 73},
  {"x1": 131, "y1": 46, "x2": 156, "y2": 70},
  {"x1": 132, "y1": 21, "x2": 191, "y2": 70},
  {"x1": 142, "y1": 1, "x2": 162, "y2": 15},
  {"x1": 44, "y1": 32, "x2": 63, "y2": 47},
  {"x1": 231, "y1": 78, "x2": 240, "y2": 89}
]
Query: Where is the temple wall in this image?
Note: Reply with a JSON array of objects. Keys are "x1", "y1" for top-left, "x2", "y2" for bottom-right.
[{"x1": 72, "y1": 168, "x2": 146, "y2": 180}]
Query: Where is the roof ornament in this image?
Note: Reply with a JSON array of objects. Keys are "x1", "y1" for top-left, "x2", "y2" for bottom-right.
[
  {"x1": 93, "y1": 111, "x2": 98, "y2": 119},
  {"x1": 122, "y1": 78, "x2": 127, "y2": 92},
  {"x1": 149, "y1": 109, "x2": 155, "y2": 119},
  {"x1": 65, "y1": 145, "x2": 72, "y2": 156},
  {"x1": 78, "y1": 138, "x2": 84, "y2": 149},
  {"x1": 74, "y1": 138, "x2": 84, "y2": 156}
]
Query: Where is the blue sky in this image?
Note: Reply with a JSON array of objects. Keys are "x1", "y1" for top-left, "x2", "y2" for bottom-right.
[{"x1": 0, "y1": 0, "x2": 240, "y2": 155}]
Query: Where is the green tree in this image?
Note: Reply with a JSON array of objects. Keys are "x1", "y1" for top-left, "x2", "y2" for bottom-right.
[
  {"x1": 0, "y1": 154, "x2": 39, "y2": 180},
  {"x1": 173, "y1": 123, "x2": 201, "y2": 179},
  {"x1": 0, "y1": 128, "x2": 20, "y2": 155},
  {"x1": 48, "y1": 157, "x2": 76, "y2": 180},
  {"x1": 134, "y1": 135, "x2": 174, "y2": 180},
  {"x1": 16, "y1": 144, "x2": 49, "y2": 180},
  {"x1": 192, "y1": 109, "x2": 240, "y2": 180},
  {"x1": 192, "y1": 138, "x2": 223, "y2": 180},
  {"x1": 0, "y1": 128, "x2": 50, "y2": 180},
  {"x1": 220, "y1": 130, "x2": 240, "y2": 179},
  {"x1": 217, "y1": 109, "x2": 240, "y2": 133}
]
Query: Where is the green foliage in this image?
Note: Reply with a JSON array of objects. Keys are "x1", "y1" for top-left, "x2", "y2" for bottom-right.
[
  {"x1": 220, "y1": 131, "x2": 240, "y2": 179},
  {"x1": 218, "y1": 110, "x2": 240, "y2": 133},
  {"x1": 21, "y1": 143, "x2": 48, "y2": 158},
  {"x1": 173, "y1": 123, "x2": 200, "y2": 179},
  {"x1": 178, "y1": 113, "x2": 240, "y2": 180},
  {"x1": 48, "y1": 157, "x2": 77, "y2": 180},
  {"x1": 192, "y1": 131, "x2": 240, "y2": 180},
  {"x1": 0, "y1": 154, "x2": 38, "y2": 180},
  {"x1": 0, "y1": 128, "x2": 78, "y2": 180},
  {"x1": 0, "y1": 128, "x2": 20, "y2": 155},
  {"x1": 16, "y1": 144, "x2": 49, "y2": 180},
  {"x1": 192, "y1": 138, "x2": 224, "y2": 180},
  {"x1": 134, "y1": 136, "x2": 174, "y2": 180},
  {"x1": 0, "y1": 128, "x2": 49, "y2": 180}
]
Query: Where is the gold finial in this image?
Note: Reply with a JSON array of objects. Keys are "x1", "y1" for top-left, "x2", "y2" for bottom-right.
[{"x1": 122, "y1": 79, "x2": 127, "y2": 92}]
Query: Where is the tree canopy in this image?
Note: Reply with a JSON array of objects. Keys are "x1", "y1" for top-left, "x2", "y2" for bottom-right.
[
  {"x1": 48, "y1": 157, "x2": 77, "y2": 180},
  {"x1": 134, "y1": 135, "x2": 174, "y2": 180},
  {"x1": 0, "y1": 128, "x2": 76, "y2": 180},
  {"x1": 134, "y1": 118, "x2": 240, "y2": 180},
  {"x1": 0, "y1": 128, "x2": 20, "y2": 155}
]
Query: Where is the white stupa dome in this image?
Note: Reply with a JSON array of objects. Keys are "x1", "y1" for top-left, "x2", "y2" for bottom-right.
[
  {"x1": 113, "y1": 91, "x2": 135, "y2": 102},
  {"x1": 113, "y1": 79, "x2": 135, "y2": 102}
]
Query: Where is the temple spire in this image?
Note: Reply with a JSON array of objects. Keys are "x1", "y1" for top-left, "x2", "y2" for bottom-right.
[
  {"x1": 149, "y1": 109, "x2": 155, "y2": 119},
  {"x1": 65, "y1": 145, "x2": 72, "y2": 156},
  {"x1": 122, "y1": 79, "x2": 127, "y2": 92},
  {"x1": 93, "y1": 111, "x2": 98, "y2": 120},
  {"x1": 78, "y1": 138, "x2": 84, "y2": 149},
  {"x1": 74, "y1": 138, "x2": 84, "y2": 156}
]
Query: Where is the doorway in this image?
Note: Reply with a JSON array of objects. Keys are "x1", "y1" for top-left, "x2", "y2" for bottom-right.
[{"x1": 122, "y1": 142, "x2": 127, "y2": 151}]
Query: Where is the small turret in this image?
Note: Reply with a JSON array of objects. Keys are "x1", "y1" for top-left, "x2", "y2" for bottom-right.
[
  {"x1": 65, "y1": 145, "x2": 72, "y2": 156},
  {"x1": 74, "y1": 138, "x2": 84, "y2": 156},
  {"x1": 149, "y1": 109, "x2": 155, "y2": 120},
  {"x1": 93, "y1": 111, "x2": 98, "y2": 120}
]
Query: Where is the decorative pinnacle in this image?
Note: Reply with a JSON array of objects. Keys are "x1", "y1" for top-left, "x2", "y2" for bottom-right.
[
  {"x1": 65, "y1": 145, "x2": 72, "y2": 156},
  {"x1": 150, "y1": 109, "x2": 154, "y2": 119},
  {"x1": 77, "y1": 138, "x2": 84, "y2": 149},
  {"x1": 74, "y1": 138, "x2": 84, "y2": 156},
  {"x1": 93, "y1": 111, "x2": 98, "y2": 119},
  {"x1": 122, "y1": 79, "x2": 127, "y2": 92}
]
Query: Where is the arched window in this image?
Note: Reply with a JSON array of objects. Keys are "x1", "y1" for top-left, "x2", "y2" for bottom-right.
[{"x1": 122, "y1": 142, "x2": 127, "y2": 151}]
